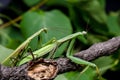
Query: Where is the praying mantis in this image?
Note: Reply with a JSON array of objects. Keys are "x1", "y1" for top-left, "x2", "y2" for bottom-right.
[{"x1": 1, "y1": 28, "x2": 102, "y2": 79}]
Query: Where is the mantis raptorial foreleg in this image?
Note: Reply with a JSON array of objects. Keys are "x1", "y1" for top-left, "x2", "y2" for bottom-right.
[
  {"x1": 2, "y1": 28, "x2": 47, "y2": 66},
  {"x1": 67, "y1": 39, "x2": 103, "y2": 80}
]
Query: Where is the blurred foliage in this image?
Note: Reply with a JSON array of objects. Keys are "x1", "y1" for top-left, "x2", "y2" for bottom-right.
[{"x1": 0, "y1": 0, "x2": 120, "y2": 80}]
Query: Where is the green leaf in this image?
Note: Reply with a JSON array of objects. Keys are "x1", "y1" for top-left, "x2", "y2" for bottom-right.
[
  {"x1": 93, "y1": 56, "x2": 115, "y2": 74},
  {"x1": 20, "y1": 10, "x2": 72, "y2": 57},
  {"x1": 55, "y1": 70, "x2": 95, "y2": 80},
  {"x1": 0, "y1": 28, "x2": 11, "y2": 47},
  {"x1": 78, "y1": 0, "x2": 107, "y2": 24},
  {"x1": 98, "y1": 0, "x2": 106, "y2": 9},
  {"x1": 0, "y1": 45, "x2": 13, "y2": 63},
  {"x1": 0, "y1": 27, "x2": 23, "y2": 49},
  {"x1": 23, "y1": 0, "x2": 41, "y2": 6},
  {"x1": 107, "y1": 12, "x2": 120, "y2": 35}
]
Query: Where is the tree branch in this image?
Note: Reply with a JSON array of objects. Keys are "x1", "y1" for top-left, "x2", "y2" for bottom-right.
[
  {"x1": 74, "y1": 36, "x2": 120, "y2": 61},
  {"x1": 0, "y1": 37, "x2": 120, "y2": 80}
]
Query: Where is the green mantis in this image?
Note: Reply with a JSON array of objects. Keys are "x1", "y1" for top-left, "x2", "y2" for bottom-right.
[
  {"x1": 1, "y1": 28, "x2": 102, "y2": 79},
  {"x1": 17, "y1": 30, "x2": 87, "y2": 66},
  {"x1": 1, "y1": 28, "x2": 87, "y2": 66}
]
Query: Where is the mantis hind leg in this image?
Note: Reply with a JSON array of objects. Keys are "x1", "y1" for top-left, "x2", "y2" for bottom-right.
[
  {"x1": 67, "y1": 39, "x2": 104, "y2": 80},
  {"x1": 77, "y1": 65, "x2": 104, "y2": 80},
  {"x1": 80, "y1": 66, "x2": 89, "y2": 75}
]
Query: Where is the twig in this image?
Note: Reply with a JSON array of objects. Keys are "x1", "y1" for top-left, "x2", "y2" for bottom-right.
[
  {"x1": 0, "y1": 0, "x2": 48, "y2": 29},
  {"x1": 0, "y1": 16, "x2": 21, "y2": 29}
]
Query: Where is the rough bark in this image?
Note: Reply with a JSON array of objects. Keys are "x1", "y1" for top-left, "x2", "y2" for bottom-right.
[
  {"x1": 0, "y1": 37, "x2": 120, "y2": 80},
  {"x1": 74, "y1": 37, "x2": 120, "y2": 61}
]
